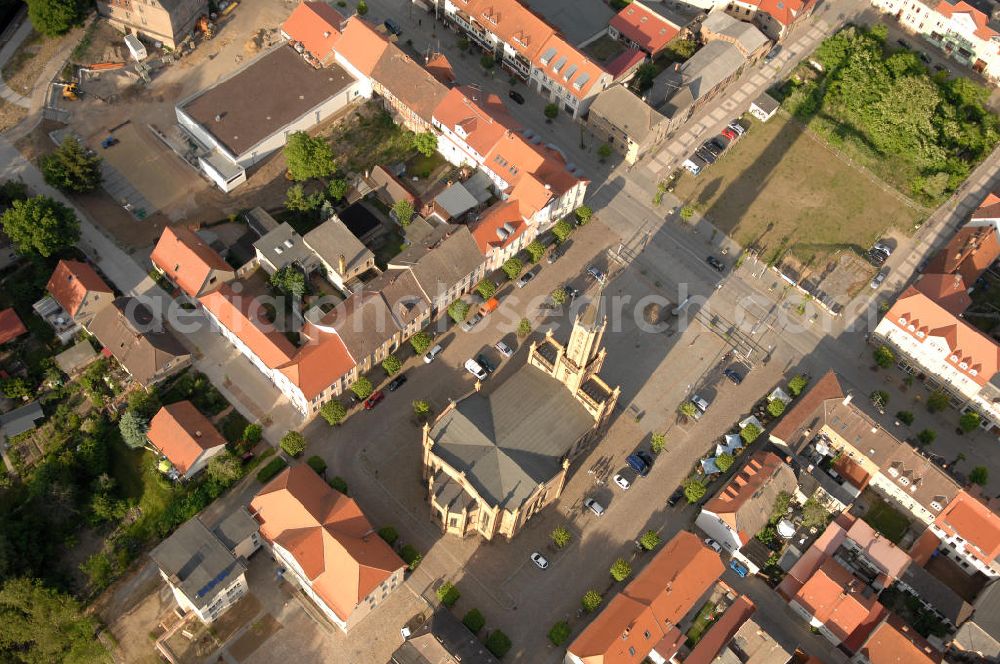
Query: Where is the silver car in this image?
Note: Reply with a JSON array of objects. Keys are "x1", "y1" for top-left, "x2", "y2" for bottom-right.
[
  {"x1": 530, "y1": 552, "x2": 549, "y2": 569},
  {"x1": 584, "y1": 497, "x2": 605, "y2": 516},
  {"x1": 870, "y1": 268, "x2": 888, "y2": 289},
  {"x1": 495, "y1": 340, "x2": 513, "y2": 358},
  {"x1": 461, "y1": 312, "x2": 483, "y2": 332}
]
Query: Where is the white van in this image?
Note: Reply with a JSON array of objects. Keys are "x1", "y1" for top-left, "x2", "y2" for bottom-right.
[
  {"x1": 465, "y1": 358, "x2": 488, "y2": 381},
  {"x1": 683, "y1": 158, "x2": 702, "y2": 176}
]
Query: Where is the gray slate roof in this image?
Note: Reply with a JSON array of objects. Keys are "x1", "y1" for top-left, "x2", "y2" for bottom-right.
[
  {"x1": 54, "y1": 340, "x2": 98, "y2": 375},
  {"x1": 954, "y1": 579, "x2": 1000, "y2": 658},
  {"x1": 899, "y1": 561, "x2": 973, "y2": 627},
  {"x1": 210, "y1": 507, "x2": 259, "y2": 551},
  {"x1": 429, "y1": 366, "x2": 594, "y2": 509},
  {"x1": 389, "y1": 224, "x2": 483, "y2": 301},
  {"x1": 253, "y1": 222, "x2": 314, "y2": 271},
  {"x1": 591, "y1": 85, "x2": 667, "y2": 142},
  {"x1": 655, "y1": 40, "x2": 748, "y2": 113},
  {"x1": 87, "y1": 297, "x2": 190, "y2": 386},
  {"x1": 0, "y1": 401, "x2": 44, "y2": 439},
  {"x1": 701, "y1": 10, "x2": 769, "y2": 55},
  {"x1": 303, "y1": 216, "x2": 373, "y2": 276},
  {"x1": 149, "y1": 517, "x2": 246, "y2": 611},
  {"x1": 753, "y1": 92, "x2": 781, "y2": 115}
]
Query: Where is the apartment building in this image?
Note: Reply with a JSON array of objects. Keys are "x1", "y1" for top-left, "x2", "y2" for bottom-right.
[
  {"x1": 870, "y1": 0, "x2": 1000, "y2": 80},
  {"x1": 151, "y1": 226, "x2": 235, "y2": 299},
  {"x1": 96, "y1": 0, "x2": 205, "y2": 49}
]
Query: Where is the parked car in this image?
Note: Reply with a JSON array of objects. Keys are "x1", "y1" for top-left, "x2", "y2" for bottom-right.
[
  {"x1": 919, "y1": 52, "x2": 931, "y2": 63},
  {"x1": 870, "y1": 268, "x2": 888, "y2": 289},
  {"x1": 424, "y1": 344, "x2": 443, "y2": 363},
  {"x1": 896, "y1": 38, "x2": 910, "y2": 48},
  {"x1": 387, "y1": 374, "x2": 407, "y2": 391},
  {"x1": 547, "y1": 246, "x2": 563, "y2": 264},
  {"x1": 627, "y1": 453, "x2": 651, "y2": 477},
  {"x1": 728, "y1": 120, "x2": 746, "y2": 136},
  {"x1": 706, "y1": 255, "x2": 726, "y2": 272},
  {"x1": 696, "y1": 146, "x2": 718, "y2": 165},
  {"x1": 461, "y1": 312, "x2": 484, "y2": 332},
  {"x1": 516, "y1": 268, "x2": 538, "y2": 289},
  {"x1": 764, "y1": 45, "x2": 782, "y2": 62},
  {"x1": 383, "y1": 18, "x2": 402, "y2": 35},
  {"x1": 667, "y1": 487, "x2": 684, "y2": 507},
  {"x1": 705, "y1": 538, "x2": 722, "y2": 553},
  {"x1": 587, "y1": 266, "x2": 607, "y2": 283},
  {"x1": 729, "y1": 559, "x2": 750, "y2": 577},
  {"x1": 530, "y1": 552, "x2": 549, "y2": 569},
  {"x1": 637, "y1": 451, "x2": 653, "y2": 468},
  {"x1": 721, "y1": 127, "x2": 738, "y2": 141},
  {"x1": 683, "y1": 157, "x2": 703, "y2": 176},
  {"x1": 495, "y1": 340, "x2": 513, "y2": 358},
  {"x1": 508, "y1": 90, "x2": 525, "y2": 104},
  {"x1": 476, "y1": 353, "x2": 496, "y2": 373},
  {"x1": 479, "y1": 297, "x2": 499, "y2": 316},
  {"x1": 364, "y1": 390, "x2": 385, "y2": 410},
  {"x1": 692, "y1": 394, "x2": 710, "y2": 413},
  {"x1": 711, "y1": 136, "x2": 729, "y2": 152},
  {"x1": 613, "y1": 474, "x2": 631, "y2": 491},
  {"x1": 563, "y1": 285, "x2": 579, "y2": 300},
  {"x1": 700, "y1": 140, "x2": 721, "y2": 157},
  {"x1": 584, "y1": 497, "x2": 606, "y2": 516},
  {"x1": 465, "y1": 359, "x2": 488, "y2": 381},
  {"x1": 724, "y1": 368, "x2": 744, "y2": 385}
]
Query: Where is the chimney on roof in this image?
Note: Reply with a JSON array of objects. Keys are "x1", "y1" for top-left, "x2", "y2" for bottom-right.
[
  {"x1": 215, "y1": 114, "x2": 222, "y2": 122},
  {"x1": 195, "y1": 430, "x2": 202, "y2": 437},
  {"x1": 323, "y1": 30, "x2": 331, "y2": 38},
  {"x1": 842, "y1": 394, "x2": 853, "y2": 406}
]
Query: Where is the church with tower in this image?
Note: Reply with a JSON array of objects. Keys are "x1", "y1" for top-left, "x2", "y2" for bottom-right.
[{"x1": 421, "y1": 304, "x2": 620, "y2": 542}]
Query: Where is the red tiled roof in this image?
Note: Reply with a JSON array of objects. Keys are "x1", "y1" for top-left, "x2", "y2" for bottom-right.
[
  {"x1": 769, "y1": 370, "x2": 844, "y2": 443},
  {"x1": 433, "y1": 87, "x2": 510, "y2": 158},
  {"x1": 885, "y1": 287, "x2": 1000, "y2": 387},
  {"x1": 46, "y1": 260, "x2": 113, "y2": 318},
  {"x1": 283, "y1": 1, "x2": 345, "y2": 65},
  {"x1": 333, "y1": 16, "x2": 389, "y2": 76},
  {"x1": 704, "y1": 451, "x2": 789, "y2": 517},
  {"x1": 934, "y1": 0, "x2": 998, "y2": 40},
  {"x1": 278, "y1": 331, "x2": 356, "y2": 401},
  {"x1": 250, "y1": 466, "x2": 404, "y2": 622},
  {"x1": 858, "y1": 615, "x2": 942, "y2": 664},
  {"x1": 0, "y1": 308, "x2": 26, "y2": 345},
  {"x1": 971, "y1": 192, "x2": 1000, "y2": 221},
  {"x1": 684, "y1": 596, "x2": 756, "y2": 664},
  {"x1": 453, "y1": 0, "x2": 554, "y2": 60},
  {"x1": 743, "y1": 0, "x2": 815, "y2": 26},
  {"x1": 151, "y1": 227, "x2": 232, "y2": 298},
  {"x1": 922, "y1": 225, "x2": 1000, "y2": 292},
  {"x1": 934, "y1": 490, "x2": 1000, "y2": 568},
  {"x1": 568, "y1": 532, "x2": 724, "y2": 664},
  {"x1": 793, "y1": 559, "x2": 885, "y2": 645},
  {"x1": 610, "y1": 2, "x2": 680, "y2": 54},
  {"x1": 424, "y1": 52, "x2": 456, "y2": 85},
  {"x1": 605, "y1": 47, "x2": 646, "y2": 80},
  {"x1": 913, "y1": 273, "x2": 973, "y2": 316},
  {"x1": 199, "y1": 284, "x2": 296, "y2": 370},
  {"x1": 147, "y1": 401, "x2": 226, "y2": 475},
  {"x1": 469, "y1": 201, "x2": 526, "y2": 255},
  {"x1": 532, "y1": 33, "x2": 608, "y2": 100}
]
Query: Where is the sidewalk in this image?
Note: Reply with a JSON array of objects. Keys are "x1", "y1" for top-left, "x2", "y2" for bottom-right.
[{"x1": 0, "y1": 11, "x2": 32, "y2": 109}]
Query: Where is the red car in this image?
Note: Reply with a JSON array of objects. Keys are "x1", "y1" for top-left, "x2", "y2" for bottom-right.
[
  {"x1": 364, "y1": 390, "x2": 385, "y2": 410},
  {"x1": 721, "y1": 127, "x2": 738, "y2": 141}
]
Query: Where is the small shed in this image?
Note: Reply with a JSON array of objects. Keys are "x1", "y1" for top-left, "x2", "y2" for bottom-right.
[
  {"x1": 55, "y1": 340, "x2": 99, "y2": 376},
  {"x1": 0, "y1": 308, "x2": 27, "y2": 345},
  {"x1": 0, "y1": 401, "x2": 45, "y2": 439},
  {"x1": 750, "y1": 92, "x2": 780, "y2": 122}
]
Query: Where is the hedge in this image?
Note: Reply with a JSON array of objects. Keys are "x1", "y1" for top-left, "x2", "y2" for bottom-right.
[{"x1": 256, "y1": 457, "x2": 288, "y2": 483}]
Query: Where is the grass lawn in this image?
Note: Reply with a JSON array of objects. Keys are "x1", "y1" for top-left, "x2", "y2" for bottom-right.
[
  {"x1": 406, "y1": 151, "x2": 446, "y2": 179},
  {"x1": 328, "y1": 104, "x2": 417, "y2": 174},
  {"x1": 862, "y1": 498, "x2": 911, "y2": 544},
  {"x1": 584, "y1": 35, "x2": 626, "y2": 63},
  {"x1": 672, "y1": 112, "x2": 926, "y2": 267},
  {"x1": 685, "y1": 601, "x2": 718, "y2": 647},
  {"x1": 372, "y1": 229, "x2": 407, "y2": 269}
]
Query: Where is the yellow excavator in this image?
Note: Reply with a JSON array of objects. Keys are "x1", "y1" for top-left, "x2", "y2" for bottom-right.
[
  {"x1": 61, "y1": 82, "x2": 80, "y2": 101},
  {"x1": 196, "y1": 15, "x2": 214, "y2": 39}
]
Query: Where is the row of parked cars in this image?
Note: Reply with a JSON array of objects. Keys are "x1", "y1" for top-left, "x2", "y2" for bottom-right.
[{"x1": 683, "y1": 120, "x2": 746, "y2": 176}]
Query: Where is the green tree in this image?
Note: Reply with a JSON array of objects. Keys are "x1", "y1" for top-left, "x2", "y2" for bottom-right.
[
  {"x1": 284, "y1": 131, "x2": 336, "y2": 181},
  {"x1": 896, "y1": 410, "x2": 914, "y2": 426},
  {"x1": 870, "y1": 390, "x2": 890, "y2": 408},
  {"x1": 475, "y1": 279, "x2": 496, "y2": 300},
  {"x1": 485, "y1": 630, "x2": 511, "y2": 659},
  {"x1": 413, "y1": 400, "x2": 431, "y2": 419},
  {"x1": 326, "y1": 177, "x2": 349, "y2": 201},
  {"x1": 285, "y1": 183, "x2": 324, "y2": 212},
  {"x1": 0, "y1": 179, "x2": 28, "y2": 208},
  {"x1": 270, "y1": 265, "x2": 307, "y2": 297},
  {"x1": 679, "y1": 205, "x2": 695, "y2": 220},
  {"x1": 959, "y1": 411, "x2": 981, "y2": 433},
  {"x1": 517, "y1": 318, "x2": 531, "y2": 337},
  {"x1": 639, "y1": 529, "x2": 661, "y2": 550},
  {"x1": 329, "y1": 476, "x2": 349, "y2": 494},
  {"x1": 206, "y1": 452, "x2": 243, "y2": 486},
  {"x1": 39, "y1": 137, "x2": 102, "y2": 193},
  {"x1": 501, "y1": 257, "x2": 523, "y2": 280},
  {"x1": 525, "y1": 240, "x2": 546, "y2": 262},
  {"x1": 916, "y1": 428, "x2": 937, "y2": 445},
  {"x1": 127, "y1": 389, "x2": 161, "y2": 419},
  {"x1": 551, "y1": 525, "x2": 572, "y2": 548},
  {"x1": 716, "y1": 452, "x2": 734, "y2": 473},
  {"x1": 0, "y1": 577, "x2": 110, "y2": 662},
  {"x1": 741, "y1": 423, "x2": 762, "y2": 444},
  {"x1": 767, "y1": 399, "x2": 786, "y2": 418},
  {"x1": 413, "y1": 131, "x2": 438, "y2": 157},
  {"x1": 480, "y1": 54, "x2": 495, "y2": 70},
  {"x1": 1, "y1": 196, "x2": 80, "y2": 257},
  {"x1": 874, "y1": 344, "x2": 895, "y2": 369},
  {"x1": 351, "y1": 376, "x2": 374, "y2": 399},
  {"x1": 306, "y1": 455, "x2": 327, "y2": 475},
  {"x1": 356, "y1": 0, "x2": 368, "y2": 13},
  {"x1": 409, "y1": 331, "x2": 432, "y2": 355},
  {"x1": 118, "y1": 409, "x2": 149, "y2": 450},
  {"x1": 378, "y1": 526, "x2": 398, "y2": 545},
  {"x1": 633, "y1": 62, "x2": 658, "y2": 92},
  {"x1": 970, "y1": 466, "x2": 989, "y2": 486},
  {"x1": 575, "y1": 205, "x2": 593, "y2": 225},
  {"x1": 27, "y1": 0, "x2": 83, "y2": 36},
  {"x1": 598, "y1": 144, "x2": 613, "y2": 161},
  {"x1": 243, "y1": 422, "x2": 263, "y2": 443},
  {"x1": 679, "y1": 401, "x2": 698, "y2": 419},
  {"x1": 684, "y1": 480, "x2": 706, "y2": 503},
  {"x1": 280, "y1": 431, "x2": 306, "y2": 457},
  {"x1": 665, "y1": 37, "x2": 696, "y2": 60},
  {"x1": 787, "y1": 374, "x2": 809, "y2": 396},
  {"x1": 770, "y1": 491, "x2": 792, "y2": 521},
  {"x1": 320, "y1": 400, "x2": 346, "y2": 426},
  {"x1": 551, "y1": 287, "x2": 567, "y2": 305},
  {"x1": 463, "y1": 608, "x2": 485, "y2": 633},
  {"x1": 382, "y1": 354, "x2": 402, "y2": 376},
  {"x1": 650, "y1": 432, "x2": 666, "y2": 454},
  {"x1": 392, "y1": 198, "x2": 415, "y2": 226},
  {"x1": 436, "y1": 581, "x2": 460, "y2": 607},
  {"x1": 801, "y1": 498, "x2": 829, "y2": 528},
  {"x1": 927, "y1": 390, "x2": 950, "y2": 413},
  {"x1": 581, "y1": 590, "x2": 602, "y2": 612},
  {"x1": 548, "y1": 621, "x2": 571, "y2": 646},
  {"x1": 552, "y1": 218, "x2": 573, "y2": 242},
  {"x1": 544, "y1": 103, "x2": 559, "y2": 120},
  {"x1": 1, "y1": 377, "x2": 31, "y2": 400},
  {"x1": 448, "y1": 299, "x2": 470, "y2": 323}
]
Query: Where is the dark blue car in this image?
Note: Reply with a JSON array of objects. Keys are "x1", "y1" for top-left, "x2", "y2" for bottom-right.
[{"x1": 626, "y1": 454, "x2": 650, "y2": 477}]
